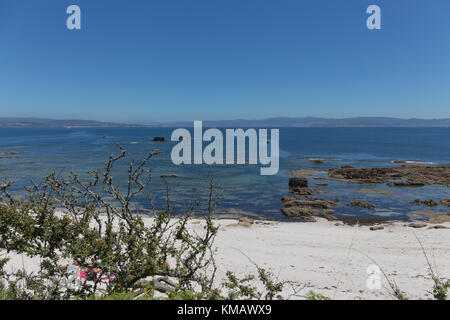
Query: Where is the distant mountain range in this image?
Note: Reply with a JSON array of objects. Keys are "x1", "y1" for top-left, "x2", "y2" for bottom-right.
[
  {"x1": 1, "y1": 117, "x2": 450, "y2": 128},
  {"x1": 0, "y1": 118, "x2": 143, "y2": 128},
  {"x1": 150, "y1": 117, "x2": 450, "y2": 127}
]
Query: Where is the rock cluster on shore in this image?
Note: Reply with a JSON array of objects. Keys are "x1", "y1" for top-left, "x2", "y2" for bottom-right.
[{"x1": 281, "y1": 177, "x2": 337, "y2": 221}]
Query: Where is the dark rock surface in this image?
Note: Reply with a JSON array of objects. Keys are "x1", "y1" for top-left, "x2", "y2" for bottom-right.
[
  {"x1": 328, "y1": 165, "x2": 450, "y2": 186},
  {"x1": 346, "y1": 200, "x2": 375, "y2": 209},
  {"x1": 288, "y1": 177, "x2": 308, "y2": 188},
  {"x1": 387, "y1": 180, "x2": 425, "y2": 187},
  {"x1": 281, "y1": 206, "x2": 336, "y2": 222},
  {"x1": 281, "y1": 195, "x2": 337, "y2": 222},
  {"x1": 282, "y1": 196, "x2": 337, "y2": 209},
  {"x1": 290, "y1": 187, "x2": 329, "y2": 195},
  {"x1": 410, "y1": 199, "x2": 438, "y2": 207}
]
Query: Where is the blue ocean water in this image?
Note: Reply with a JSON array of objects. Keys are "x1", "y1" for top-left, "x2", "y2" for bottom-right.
[{"x1": 0, "y1": 127, "x2": 449, "y2": 221}]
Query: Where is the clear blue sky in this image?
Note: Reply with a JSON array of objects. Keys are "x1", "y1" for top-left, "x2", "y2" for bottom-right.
[{"x1": 0, "y1": 0, "x2": 449, "y2": 122}]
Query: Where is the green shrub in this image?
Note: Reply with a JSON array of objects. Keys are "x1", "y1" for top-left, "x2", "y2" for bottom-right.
[{"x1": 0, "y1": 148, "x2": 220, "y2": 300}]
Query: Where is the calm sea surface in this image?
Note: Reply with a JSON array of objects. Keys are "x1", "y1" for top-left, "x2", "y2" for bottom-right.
[{"x1": 1, "y1": 127, "x2": 449, "y2": 221}]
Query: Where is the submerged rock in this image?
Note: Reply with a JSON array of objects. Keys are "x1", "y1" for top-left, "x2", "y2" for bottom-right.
[
  {"x1": 387, "y1": 180, "x2": 425, "y2": 187},
  {"x1": 410, "y1": 199, "x2": 438, "y2": 207},
  {"x1": 291, "y1": 169, "x2": 324, "y2": 177},
  {"x1": 0, "y1": 151, "x2": 23, "y2": 155},
  {"x1": 159, "y1": 174, "x2": 180, "y2": 178},
  {"x1": 152, "y1": 136, "x2": 165, "y2": 142},
  {"x1": 358, "y1": 188, "x2": 395, "y2": 196},
  {"x1": 346, "y1": 200, "x2": 375, "y2": 209}
]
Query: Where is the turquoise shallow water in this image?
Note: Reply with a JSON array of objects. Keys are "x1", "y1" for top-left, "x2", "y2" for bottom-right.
[{"x1": 0, "y1": 127, "x2": 449, "y2": 220}]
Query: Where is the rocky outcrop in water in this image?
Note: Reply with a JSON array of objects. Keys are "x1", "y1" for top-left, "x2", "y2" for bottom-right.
[
  {"x1": 0, "y1": 152, "x2": 23, "y2": 155},
  {"x1": 0, "y1": 151, "x2": 23, "y2": 159},
  {"x1": 281, "y1": 206, "x2": 336, "y2": 222},
  {"x1": 290, "y1": 187, "x2": 329, "y2": 196},
  {"x1": 328, "y1": 165, "x2": 450, "y2": 186},
  {"x1": 281, "y1": 195, "x2": 337, "y2": 222},
  {"x1": 288, "y1": 177, "x2": 308, "y2": 188},
  {"x1": 152, "y1": 137, "x2": 165, "y2": 142},
  {"x1": 410, "y1": 199, "x2": 438, "y2": 207},
  {"x1": 358, "y1": 188, "x2": 395, "y2": 196},
  {"x1": 282, "y1": 196, "x2": 337, "y2": 209},
  {"x1": 387, "y1": 180, "x2": 425, "y2": 187},
  {"x1": 159, "y1": 174, "x2": 180, "y2": 178},
  {"x1": 346, "y1": 200, "x2": 375, "y2": 209}
]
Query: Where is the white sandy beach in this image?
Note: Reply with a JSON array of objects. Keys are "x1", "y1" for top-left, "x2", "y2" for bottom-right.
[
  {"x1": 3, "y1": 217, "x2": 450, "y2": 300},
  {"x1": 202, "y1": 218, "x2": 450, "y2": 300}
]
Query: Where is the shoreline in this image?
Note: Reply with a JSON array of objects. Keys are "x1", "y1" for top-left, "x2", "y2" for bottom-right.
[
  {"x1": 4, "y1": 217, "x2": 449, "y2": 300},
  {"x1": 199, "y1": 217, "x2": 450, "y2": 300}
]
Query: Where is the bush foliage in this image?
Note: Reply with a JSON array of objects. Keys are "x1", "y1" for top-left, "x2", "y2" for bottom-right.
[{"x1": 0, "y1": 148, "x2": 287, "y2": 300}]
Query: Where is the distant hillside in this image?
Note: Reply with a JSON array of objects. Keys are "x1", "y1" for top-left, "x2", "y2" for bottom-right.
[
  {"x1": 2, "y1": 117, "x2": 450, "y2": 128},
  {"x1": 151, "y1": 117, "x2": 450, "y2": 127},
  {"x1": 0, "y1": 118, "x2": 143, "y2": 128}
]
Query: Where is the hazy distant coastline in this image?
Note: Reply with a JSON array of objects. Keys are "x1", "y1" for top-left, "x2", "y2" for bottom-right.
[
  {"x1": 0, "y1": 118, "x2": 144, "y2": 128},
  {"x1": 1, "y1": 116, "x2": 450, "y2": 128},
  {"x1": 152, "y1": 117, "x2": 450, "y2": 128}
]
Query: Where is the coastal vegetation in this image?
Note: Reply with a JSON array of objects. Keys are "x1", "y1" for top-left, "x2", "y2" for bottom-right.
[
  {"x1": 0, "y1": 148, "x2": 448, "y2": 300},
  {"x1": 0, "y1": 148, "x2": 290, "y2": 300}
]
